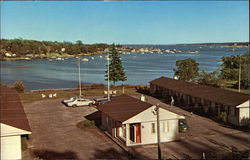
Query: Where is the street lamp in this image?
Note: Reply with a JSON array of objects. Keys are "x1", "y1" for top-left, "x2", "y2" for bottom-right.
[
  {"x1": 76, "y1": 58, "x2": 81, "y2": 96},
  {"x1": 152, "y1": 104, "x2": 161, "y2": 160}
]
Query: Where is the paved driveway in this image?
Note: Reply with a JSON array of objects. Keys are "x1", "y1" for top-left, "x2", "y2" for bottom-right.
[
  {"x1": 22, "y1": 98, "x2": 127, "y2": 159},
  {"x1": 129, "y1": 96, "x2": 249, "y2": 159},
  {"x1": 22, "y1": 96, "x2": 249, "y2": 159}
]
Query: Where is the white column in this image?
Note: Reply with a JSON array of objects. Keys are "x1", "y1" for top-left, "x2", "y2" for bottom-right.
[{"x1": 125, "y1": 123, "x2": 130, "y2": 146}]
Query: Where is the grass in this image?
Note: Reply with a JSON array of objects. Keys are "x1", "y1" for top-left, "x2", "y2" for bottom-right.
[
  {"x1": 76, "y1": 120, "x2": 96, "y2": 129},
  {"x1": 224, "y1": 88, "x2": 249, "y2": 94},
  {"x1": 19, "y1": 82, "x2": 248, "y2": 103},
  {"x1": 19, "y1": 87, "x2": 140, "y2": 103},
  {"x1": 224, "y1": 80, "x2": 249, "y2": 94}
]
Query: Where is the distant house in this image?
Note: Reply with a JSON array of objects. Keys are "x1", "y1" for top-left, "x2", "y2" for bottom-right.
[
  {"x1": 0, "y1": 86, "x2": 32, "y2": 160},
  {"x1": 98, "y1": 95, "x2": 185, "y2": 146},
  {"x1": 150, "y1": 76, "x2": 249, "y2": 126}
]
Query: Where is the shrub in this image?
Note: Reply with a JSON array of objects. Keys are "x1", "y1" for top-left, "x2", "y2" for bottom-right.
[
  {"x1": 13, "y1": 81, "x2": 25, "y2": 92},
  {"x1": 76, "y1": 120, "x2": 96, "y2": 129},
  {"x1": 21, "y1": 135, "x2": 28, "y2": 151}
]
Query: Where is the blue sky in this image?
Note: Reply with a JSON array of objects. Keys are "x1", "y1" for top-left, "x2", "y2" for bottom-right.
[{"x1": 1, "y1": 1, "x2": 249, "y2": 44}]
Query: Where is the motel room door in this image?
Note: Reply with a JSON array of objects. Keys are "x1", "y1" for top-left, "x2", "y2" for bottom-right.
[
  {"x1": 130, "y1": 123, "x2": 141, "y2": 143},
  {"x1": 135, "y1": 123, "x2": 141, "y2": 143}
]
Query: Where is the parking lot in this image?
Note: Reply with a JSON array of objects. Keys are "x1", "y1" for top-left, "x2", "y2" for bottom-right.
[
  {"x1": 22, "y1": 96, "x2": 249, "y2": 159},
  {"x1": 22, "y1": 98, "x2": 127, "y2": 159},
  {"x1": 129, "y1": 96, "x2": 249, "y2": 159}
]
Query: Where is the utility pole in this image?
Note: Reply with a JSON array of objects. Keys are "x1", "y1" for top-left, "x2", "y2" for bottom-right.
[
  {"x1": 156, "y1": 104, "x2": 161, "y2": 160},
  {"x1": 107, "y1": 53, "x2": 110, "y2": 101},
  {"x1": 77, "y1": 58, "x2": 82, "y2": 96},
  {"x1": 239, "y1": 55, "x2": 241, "y2": 93}
]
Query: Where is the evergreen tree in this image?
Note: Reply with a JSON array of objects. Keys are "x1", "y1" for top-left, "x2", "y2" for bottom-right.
[{"x1": 105, "y1": 44, "x2": 127, "y2": 84}]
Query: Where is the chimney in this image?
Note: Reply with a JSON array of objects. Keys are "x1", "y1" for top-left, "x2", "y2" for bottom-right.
[{"x1": 140, "y1": 95, "x2": 145, "y2": 102}]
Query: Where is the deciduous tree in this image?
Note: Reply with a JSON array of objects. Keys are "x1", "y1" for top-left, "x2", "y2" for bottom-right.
[{"x1": 173, "y1": 58, "x2": 199, "y2": 81}]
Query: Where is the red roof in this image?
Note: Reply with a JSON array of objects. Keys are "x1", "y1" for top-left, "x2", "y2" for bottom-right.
[
  {"x1": 150, "y1": 77, "x2": 249, "y2": 107},
  {"x1": 98, "y1": 95, "x2": 152, "y2": 122},
  {"x1": 0, "y1": 86, "x2": 31, "y2": 132}
]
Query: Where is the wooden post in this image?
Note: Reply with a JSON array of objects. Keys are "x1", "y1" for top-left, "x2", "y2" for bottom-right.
[{"x1": 156, "y1": 104, "x2": 161, "y2": 160}]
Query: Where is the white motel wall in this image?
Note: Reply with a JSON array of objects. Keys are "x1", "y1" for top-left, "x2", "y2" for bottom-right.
[
  {"x1": 0, "y1": 123, "x2": 31, "y2": 160},
  {"x1": 237, "y1": 101, "x2": 250, "y2": 126},
  {"x1": 102, "y1": 106, "x2": 185, "y2": 146}
]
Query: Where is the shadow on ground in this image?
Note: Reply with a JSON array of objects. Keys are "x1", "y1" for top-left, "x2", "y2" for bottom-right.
[
  {"x1": 85, "y1": 110, "x2": 102, "y2": 127},
  {"x1": 211, "y1": 128, "x2": 249, "y2": 144},
  {"x1": 32, "y1": 149, "x2": 79, "y2": 159},
  {"x1": 91, "y1": 148, "x2": 129, "y2": 159}
]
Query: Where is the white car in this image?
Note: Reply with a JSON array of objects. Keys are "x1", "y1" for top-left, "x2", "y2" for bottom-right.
[
  {"x1": 65, "y1": 97, "x2": 95, "y2": 107},
  {"x1": 62, "y1": 96, "x2": 81, "y2": 104}
]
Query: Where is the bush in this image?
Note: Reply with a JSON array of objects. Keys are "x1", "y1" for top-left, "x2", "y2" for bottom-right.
[
  {"x1": 135, "y1": 85, "x2": 150, "y2": 94},
  {"x1": 76, "y1": 120, "x2": 96, "y2": 129},
  {"x1": 13, "y1": 81, "x2": 25, "y2": 92},
  {"x1": 21, "y1": 135, "x2": 28, "y2": 151}
]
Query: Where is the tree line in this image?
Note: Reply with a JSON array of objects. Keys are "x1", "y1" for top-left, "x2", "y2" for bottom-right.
[
  {"x1": 0, "y1": 38, "x2": 123, "y2": 57},
  {"x1": 174, "y1": 51, "x2": 249, "y2": 89}
]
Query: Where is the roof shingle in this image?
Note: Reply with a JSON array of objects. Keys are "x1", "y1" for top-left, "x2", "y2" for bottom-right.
[
  {"x1": 150, "y1": 77, "x2": 249, "y2": 107},
  {"x1": 98, "y1": 95, "x2": 152, "y2": 122},
  {"x1": 0, "y1": 86, "x2": 31, "y2": 132}
]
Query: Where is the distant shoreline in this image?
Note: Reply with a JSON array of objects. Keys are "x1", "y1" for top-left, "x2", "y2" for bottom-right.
[{"x1": 1, "y1": 42, "x2": 248, "y2": 61}]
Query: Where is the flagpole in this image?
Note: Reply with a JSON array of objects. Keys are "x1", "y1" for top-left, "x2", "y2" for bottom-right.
[
  {"x1": 107, "y1": 53, "x2": 110, "y2": 101},
  {"x1": 78, "y1": 58, "x2": 82, "y2": 96}
]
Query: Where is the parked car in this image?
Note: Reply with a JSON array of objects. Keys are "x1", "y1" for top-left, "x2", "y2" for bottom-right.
[
  {"x1": 179, "y1": 119, "x2": 189, "y2": 132},
  {"x1": 94, "y1": 96, "x2": 112, "y2": 106},
  {"x1": 63, "y1": 97, "x2": 95, "y2": 107},
  {"x1": 95, "y1": 99, "x2": 109, "y2": 106},
  {"x1": 62, "y1": 96, "x2": 80, "y2": 105}
]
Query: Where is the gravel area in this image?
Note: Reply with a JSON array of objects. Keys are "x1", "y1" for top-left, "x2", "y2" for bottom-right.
[
  {"x1": 22, "y1": 96, "x2": 249, "y2": 159},
  {"x1": 22, "y1": 98, "x2": 127, "y2": 159}
]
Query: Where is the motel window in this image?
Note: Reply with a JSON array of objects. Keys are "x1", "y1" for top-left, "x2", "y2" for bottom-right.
[{"x1": 151, "y1": 123, "x2": 156, "y2": 134}]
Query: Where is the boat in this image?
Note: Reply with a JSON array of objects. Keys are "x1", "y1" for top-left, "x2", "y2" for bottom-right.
[
  {"x1": 91, "y1": 57, "x2": 95, "y2": 60},
  {"x1": 189, "y1": 50, "x2": 199, "y2": 54},
  {"x1": 82, "y1": 58, "x2": 89, "y2": 62},
  {"x1": 99, "y1": 56, "x2": 102, "y2": 58}
]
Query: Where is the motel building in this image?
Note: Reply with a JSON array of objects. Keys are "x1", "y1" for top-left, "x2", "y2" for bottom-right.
[
  {"x1": 0, "y1": 86, "x2": 32, "y2": 160},
  {"x1": 98, "y1": 95, "x2": 185, "y2": 146},
  {"x1": 150, "y1": 76, "x2": 249, "y2": 126}
]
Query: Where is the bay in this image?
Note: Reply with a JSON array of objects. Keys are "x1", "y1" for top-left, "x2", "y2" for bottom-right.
[{"x1": 0, "y1": 45, "x2": 247, "y2": 91}]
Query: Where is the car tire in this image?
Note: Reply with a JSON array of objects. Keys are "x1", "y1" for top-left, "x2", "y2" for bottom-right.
[
  {"x1": 73, "y1": 104, "x2": 77, "y2": 107},
  {"x1": 88, "y1": 103, "x2": 93, "y2": 106}
]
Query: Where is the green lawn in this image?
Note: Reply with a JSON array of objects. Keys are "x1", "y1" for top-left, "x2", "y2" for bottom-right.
[
  {"x1": 19, "y1": 87, "x2": 140, "y2": 103},
  {"x1": 224, "y1": 80, "x2": 249, "y2": 94}
]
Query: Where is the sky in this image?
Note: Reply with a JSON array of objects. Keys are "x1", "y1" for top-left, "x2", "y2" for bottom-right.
[{"x1": 1, "y1": 1, "x2": 249, "y2": 44}]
